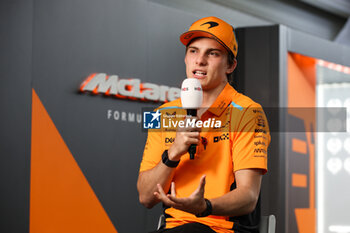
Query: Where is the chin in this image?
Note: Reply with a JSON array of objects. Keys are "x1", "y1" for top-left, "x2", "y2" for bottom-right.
[
  {"x1": 196, "y1": 78, "x2": 205, "y2": 84},
  {"x1": 199, "y1": 82, "x2": 209, "y2": 90}
]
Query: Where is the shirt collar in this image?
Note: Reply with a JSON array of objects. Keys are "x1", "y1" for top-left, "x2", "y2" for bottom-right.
[{"x1": 208, "y1": 83, "x2": 237, "y2": 116}]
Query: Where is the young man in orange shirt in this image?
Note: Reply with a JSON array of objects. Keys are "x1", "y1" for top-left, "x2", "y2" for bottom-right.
[{"x1": 137, "y1": 16, "x2": 270, "y2": 233}]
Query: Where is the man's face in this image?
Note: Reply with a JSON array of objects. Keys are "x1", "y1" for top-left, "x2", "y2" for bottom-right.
[{"x1": 184, "y1": 37, "x2": 235, "y2": 91}]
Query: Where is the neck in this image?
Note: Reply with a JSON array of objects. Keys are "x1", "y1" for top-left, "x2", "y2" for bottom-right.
[
  {"x1": 201, "y1": 81, "x2": 227, "y2": 108},
  {"x1": 198, "y1": 81, "x2": 227, "y2": 117}
]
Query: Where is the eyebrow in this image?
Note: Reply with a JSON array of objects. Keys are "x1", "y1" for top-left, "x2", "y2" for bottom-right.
[{"x1": 187, "y1": 46, "x2": 223, "y2": 53}]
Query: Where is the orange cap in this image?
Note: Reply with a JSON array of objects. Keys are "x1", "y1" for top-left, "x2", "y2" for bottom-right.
[{"x1": 180, "y1": 16, "x2": 238, "y2": 57}]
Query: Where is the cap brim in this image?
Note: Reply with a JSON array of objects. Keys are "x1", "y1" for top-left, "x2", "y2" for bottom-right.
[{"x1": 180, "y1": 30, "x2": 234, "y2": 56}]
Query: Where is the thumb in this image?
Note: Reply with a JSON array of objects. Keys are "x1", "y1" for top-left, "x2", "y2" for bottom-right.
[{"x1": 196, "y1": 175, "x2": 206, "y2": 195}]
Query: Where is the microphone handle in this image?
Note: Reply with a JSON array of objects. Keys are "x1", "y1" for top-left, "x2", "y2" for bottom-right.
[
  {"x1": 187, "y1": 109, "x2": 197, "y2": 117},
  {"x1": 186, "y1": 109, "x2": 197, "y2": 160},
  {"x1": 188, "y1": 144, "x2": 196, "y2": 159}
]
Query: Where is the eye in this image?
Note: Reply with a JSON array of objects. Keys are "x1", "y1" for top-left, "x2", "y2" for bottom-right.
[
  {"x1": 188, "y1": 49, "x2": 197, "y2": 53},
  {"x1": 209, "y1": 51, "x2": 219, "y2": 56}
]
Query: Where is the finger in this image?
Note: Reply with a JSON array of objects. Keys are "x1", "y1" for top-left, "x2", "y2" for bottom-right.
[
  {"x1": 191, "y1": 126, "x2": 201, "y2": 132},
  {"x1": 155, "y1": 185, "x2": 177, "y2": 207},
  {"x1": 188, "y1": 125, "x2": 201, "y2": 133},
  {"x1": 166, "y1": 196, "x2": 185, "y2": 210},
  {"x1": 154, "y1": 191, "x2": 169, "y2": 203},
  {"x1": 155, "y1": 184, "x2": 170, "y2": 203},
  {"x1": 154, "y1": 191, "x2": 162, "y2": 200},
  {"x1": 157, "y1": 183, "x2": 168, "y2": 198},
  {"x1": 167, "y1": 194, "x2": 186, "y2": 206},
  {"x1": 179, "y1": 131, "x2": 199, "y2": 140},
  {"x1": 155, "y1": 192, "x2": 174, "y2": 206},
  {"x1": 185, "y1": 138, "x2": 200, "y2": 145},
  {"x1": 171, "y1": 182, "x2": 176, "y2": 197},
  {"x1": 187, "y1": 132, "x2": 200, "y2": 137},
  {"x1": 194, "y1": 128, "x2": 201, "y2": 133}
]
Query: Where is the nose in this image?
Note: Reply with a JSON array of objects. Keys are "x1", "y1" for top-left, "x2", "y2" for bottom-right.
[{"x1": 195, "y1": 53, "x2": 207, "y2": 66}]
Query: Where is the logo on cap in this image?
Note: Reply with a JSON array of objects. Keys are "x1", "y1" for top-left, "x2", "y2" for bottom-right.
[
  {"x1": 184, "y1": 32, "x2": 194, "y2": 40},
  {"x1": 200, "y1": 21, "x2": 219, "y2": 29}
]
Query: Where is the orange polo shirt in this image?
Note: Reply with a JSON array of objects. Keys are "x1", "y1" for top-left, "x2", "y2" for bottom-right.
[{"x1": 139, "y1": 83, "x2": 270, "y2": 233}]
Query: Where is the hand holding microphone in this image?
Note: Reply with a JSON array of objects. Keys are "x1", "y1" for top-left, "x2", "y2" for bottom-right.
[
  {"x1": 181, "y1": 78, "x2": 203, "y2": 159},
  {"x1": 167, "y1": 78, "x2": 203, "y2": 161}
]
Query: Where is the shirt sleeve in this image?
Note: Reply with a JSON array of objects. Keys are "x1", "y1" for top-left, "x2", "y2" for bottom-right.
[
  {"x1": 139, "y1": 130, "x2": 164, "y2": 173},
  {"x1": 231, "y1": 104, "x2": 270, "y2": 174}
]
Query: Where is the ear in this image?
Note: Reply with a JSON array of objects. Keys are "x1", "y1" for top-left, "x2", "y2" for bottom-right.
[{"x1": 226, "y1": 58, "x2": 237, "y2": 74}]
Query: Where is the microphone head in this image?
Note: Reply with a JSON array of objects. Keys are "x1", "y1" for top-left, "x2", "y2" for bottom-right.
[{"x1": 181, "y1": 78, "x2": 203, "y2": 109}]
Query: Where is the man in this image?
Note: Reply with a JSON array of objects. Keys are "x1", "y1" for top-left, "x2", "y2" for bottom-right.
[{"x1": 137, "y1": 16, "x2": 270, "y2": 233}]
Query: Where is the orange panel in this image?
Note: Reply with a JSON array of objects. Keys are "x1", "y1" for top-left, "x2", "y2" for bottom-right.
[
  {"x1": 30, "y1": 89, "x2": 118, "y2": 233},
  {"x1": 288, "y1": 53, "x2": 315, "y2": 109},
  {"x1": 287, "y1": 53, "x2": 316, "y2": 209},
  {"x1": 292, "y1": 138, "x2": 307, "y2": 154},
  {"x1": 292, "y1": 173, "x2": 307, "y2": 188},
  {"x1": 295, "y1": 209, "x2": 316, "y2": 233},
  {"x1": 290, "y1": 53, "x2": 316, "y2": 88}
]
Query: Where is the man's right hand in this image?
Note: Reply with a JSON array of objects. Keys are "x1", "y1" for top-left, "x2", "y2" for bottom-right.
[{"x1": 168, "y1": 116, "x2": 201, "y2": 161}]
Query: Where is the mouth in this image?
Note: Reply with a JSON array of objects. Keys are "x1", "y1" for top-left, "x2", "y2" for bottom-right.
[{"x1": 193, "y1": 70, "x2": 207, "y2": 79}]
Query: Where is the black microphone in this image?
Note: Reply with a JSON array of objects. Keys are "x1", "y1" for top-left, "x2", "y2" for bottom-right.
[{"x1": 181, "y1": 78, "x2": 203, "y2": 159}]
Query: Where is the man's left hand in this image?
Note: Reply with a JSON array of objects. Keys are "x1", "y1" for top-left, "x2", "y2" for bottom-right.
[{"x1": 154, "y1": 175, "x2": 207, "y2": 215}]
